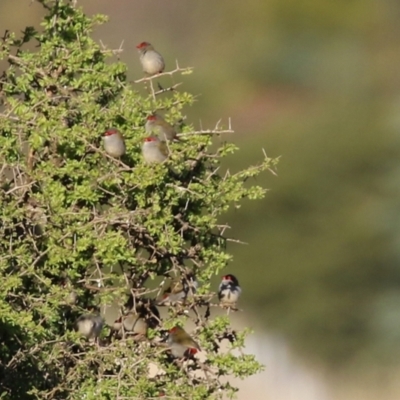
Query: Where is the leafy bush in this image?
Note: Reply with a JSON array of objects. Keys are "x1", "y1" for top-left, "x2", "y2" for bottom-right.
[{"x1": 0, "y1": 0, "x2": 277, "y2": 398}]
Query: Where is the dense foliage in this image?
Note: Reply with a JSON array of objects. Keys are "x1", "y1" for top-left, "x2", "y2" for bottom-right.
[{"x1": 0, "y1": 1, "x2": 277, "y2": 398}]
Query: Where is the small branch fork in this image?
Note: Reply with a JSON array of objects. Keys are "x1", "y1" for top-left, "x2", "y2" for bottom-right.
[
  {"x1": 133, "y1": 60, "x2": 193, "y2": 101},
  {"x1": 99, "y1": 39, "x2": 124, "y2": 58}
]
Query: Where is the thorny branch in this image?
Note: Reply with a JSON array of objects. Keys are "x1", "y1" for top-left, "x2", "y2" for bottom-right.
[
  {"x1": 134, "y1": 60, "x2": 193, "y2": 84},
  {"x1": 178, "y1": 118, "x2": 234, "y2": 137}
]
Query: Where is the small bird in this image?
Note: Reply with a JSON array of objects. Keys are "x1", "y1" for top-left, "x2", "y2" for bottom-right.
[
  {"x1": 75, "y1": 313, "x2": 104, "y2": 340},
  {"x1": 218, "y1": 274, "x2": 241, "y2": 309},
  {"x1": 142, "y1": 136, "x2": 168, "y2": 164},
  {"x1": 62, "y1": 279, "x2": 78, "y2": 305},
  {"x1": 167, "y1": 326, "x2": 200, "y2": 358},
  {"x1": 136, "y1": 42, "x2": 165, "y2": 76},
  {"x1": 159, "y1": 279, "x2": 186, "y2": 305},
  {"x1": 103, "y1": 128, "x2": 126, "y2": 158},
  {"x1": 158, "y1": 275, "x2": 198, "y2": 305},
  {"x1": 145, "y1": 114, "x2": 177, "y2": 142},
  {"x1": 112, "y1": 312, "x2": 148, "y2": 339},
  {"x1": 123, "y1": 297, "x2": 160, "y2": 329}
]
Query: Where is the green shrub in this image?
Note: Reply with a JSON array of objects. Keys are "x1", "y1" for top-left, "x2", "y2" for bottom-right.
[{"x1": 0, "y1": 1, "x2": 277, "y2": 398}]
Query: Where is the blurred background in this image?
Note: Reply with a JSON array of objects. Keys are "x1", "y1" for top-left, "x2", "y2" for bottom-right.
[{"x1": 2, "y1": 0, "x2": 400, "y2": 398}]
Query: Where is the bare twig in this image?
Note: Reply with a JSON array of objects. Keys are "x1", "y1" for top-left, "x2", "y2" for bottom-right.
[
  {"x1": 178, "y1": 118, "x2": 233, "y2": 137},
  {"x1": 153, "y1": 82, "x2": 183, "y2": 96}
]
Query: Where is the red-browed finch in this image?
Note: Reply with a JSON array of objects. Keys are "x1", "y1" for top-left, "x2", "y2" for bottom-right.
[
  {"x1": 167, "y1": 326, "x2": 200, "y2": 358},
  {"x1": 112, "y1": 312, "x2": 148, "y2": 339},
  {"x1": 145, "y1": 114, "x2": 177, "y2": 141},
  {"x1": 136, "y1": 42, "x2": 165, "y2": 76},
  {"x1": 158, "y1": 275, "x2": 198, "y2": 305},
  {"x1": 142, "y1": 136, "x2": 168, "y2": 164},
  {"x1": 103, "y1": 128, "x2": 126, "y2": 158}
]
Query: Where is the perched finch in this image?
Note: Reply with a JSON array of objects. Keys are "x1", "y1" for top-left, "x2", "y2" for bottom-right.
[
  {"x1": 123, "y1": 297, "x2": 160, "y2": 329},
  {"x1": 103, "y1": 128, "x2": 126, "y2": 158},
  {"x1": 136, "y1": 42, "x2": 165, "y2": 76},
  {"x1": 112, "y1": 312, "x2": 148, "y2": 339},
  {"x1": 158, "y1": 275, "x2": 198, "y2": 305},
  {"x1": 142, "y1": 136, "x2": 168, "y2": 164},
  {"x1": 75, "y1": 313, "x2": 104, "y2": 340},
  {"x1": 167, "y1": 326, "x2": 200, "y2": 358},
  {"x1": 145, "y1": 114, "x2": 177, "y2": 142},
  {"x1": 218, "y1": 274, "x2": 241, "y2": 308},
  {"x1": 62, "y1": 279, "x2": 78, "y2": 305}
]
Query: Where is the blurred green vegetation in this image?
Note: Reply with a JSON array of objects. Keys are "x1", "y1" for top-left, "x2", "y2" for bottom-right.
[{"x1": 3, "y1": 0, "x2": 400, "y2": 373}]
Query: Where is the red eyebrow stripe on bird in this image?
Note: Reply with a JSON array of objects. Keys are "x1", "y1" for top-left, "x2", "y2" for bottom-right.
[{"x1": 136, "y1": 42, "x2": 149, "y2": 48}]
